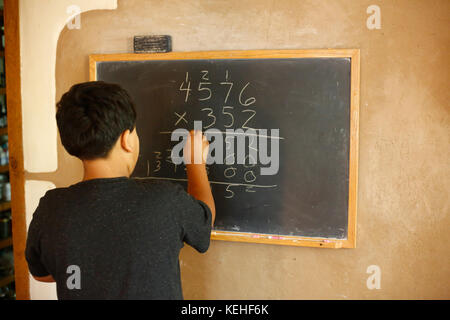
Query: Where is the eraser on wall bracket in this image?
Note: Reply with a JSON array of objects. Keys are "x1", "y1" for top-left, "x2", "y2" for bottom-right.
[{"x1": 133, "y1": 35, "x2": 172, "y2": 53}]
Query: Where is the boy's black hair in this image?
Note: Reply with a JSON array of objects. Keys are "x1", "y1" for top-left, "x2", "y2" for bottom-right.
[{"x1": 56, "y1": 81, "x2": 137, "y2": 160}]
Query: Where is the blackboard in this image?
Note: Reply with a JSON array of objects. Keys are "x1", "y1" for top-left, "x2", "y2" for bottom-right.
[{"x1": 90, "y1": 50, "x2": 360, "y2": 248}]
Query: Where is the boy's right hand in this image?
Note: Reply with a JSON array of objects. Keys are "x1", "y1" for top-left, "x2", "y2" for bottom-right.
[
  {"x1": 184, "y1": 130, "x2": 215, "y2": 226},
  {"x1": 183, "y1": 130, "x2": 209, "y2": 165}
]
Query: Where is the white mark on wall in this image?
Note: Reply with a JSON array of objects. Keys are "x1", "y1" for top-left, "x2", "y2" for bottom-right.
[
  {"x1": 66, "y1": 5, "x2": 81, "y2": 30},
  {"x1": 366, "y1": 5, "x2": 382, "y2": 30},
  {"x1": 366, "y1": 265, "x2": 381, "y2": 290}
]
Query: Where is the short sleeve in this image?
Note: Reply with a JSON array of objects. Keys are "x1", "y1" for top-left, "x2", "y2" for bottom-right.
[
  {"x1": 25, "y1": 200, "x2": 51, "y2": 277},
  {"x1": 173, "y1": 184, "x2": 212, "y2": 253}
]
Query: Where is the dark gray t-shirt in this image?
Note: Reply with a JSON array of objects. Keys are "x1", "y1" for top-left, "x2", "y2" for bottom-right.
[{"x1": 25, "y1": 177, "x2": 212, "y2": 300}]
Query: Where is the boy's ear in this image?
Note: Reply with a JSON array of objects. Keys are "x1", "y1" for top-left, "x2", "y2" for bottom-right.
[{"x1": 120, "y1": 129, "x2": 133, "y2": 153}]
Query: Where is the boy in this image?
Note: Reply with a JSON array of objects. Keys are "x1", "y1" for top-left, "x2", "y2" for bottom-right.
[{"x1": 25, "y1": 81, "x2": 215, "y2": 299}]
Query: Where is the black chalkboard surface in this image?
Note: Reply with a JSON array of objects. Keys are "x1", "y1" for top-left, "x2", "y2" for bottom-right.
[{"x1": 91, "y1": 50, "x2": 360, "y2": 248}]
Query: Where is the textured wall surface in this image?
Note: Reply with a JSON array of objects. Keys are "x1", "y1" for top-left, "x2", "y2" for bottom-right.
[
  {"x1": 19, "y1": 0, "x2": 117, "y2": 173},
  {"x1": 39, "y1": 0, "x2": 449, "y2": 299}
]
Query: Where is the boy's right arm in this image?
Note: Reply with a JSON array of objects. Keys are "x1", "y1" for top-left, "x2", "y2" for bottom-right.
[{"x1": 183, "y1": 130, "x2": 216, "y2": 226}]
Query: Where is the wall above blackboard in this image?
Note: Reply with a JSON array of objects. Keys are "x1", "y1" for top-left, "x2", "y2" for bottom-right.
[{"x1": 90, "y1": 49, "x2": 360, "y2": 248}]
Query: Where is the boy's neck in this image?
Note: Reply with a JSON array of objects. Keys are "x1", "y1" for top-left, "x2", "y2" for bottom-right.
[{"x1": 81, "y1": 158, "x2": 130, "y2": 181}]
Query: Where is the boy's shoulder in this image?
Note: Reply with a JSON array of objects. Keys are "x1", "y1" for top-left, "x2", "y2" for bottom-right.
[
  {"x1": 39, "y1": 178, "x2": 182, "y2": 196},
  {"x1": 131, "y1": 178, "x2": 192, "y2": 207},
  {"x1": 36, "y1": 178, "x2": 187, "y2": 211},
  {"x1": 39, "y1": 187, "x2": 64, "y2": 204},
  {"x1": 131, "y1": 178, "x2": 184, "y2": 193}
]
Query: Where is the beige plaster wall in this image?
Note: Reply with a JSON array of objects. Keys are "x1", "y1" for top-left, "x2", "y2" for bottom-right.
[
  {"x1": 20, "y1": 0, "x2": 117, "y2": 173},
  {"x1": 26, "y1": 0, "x2": 450, "y2": 299}
]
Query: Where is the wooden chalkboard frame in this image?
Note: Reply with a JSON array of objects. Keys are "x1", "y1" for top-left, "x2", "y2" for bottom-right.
[{"x1": 89, "y1": 49, "x2": 360, "y2": 249}]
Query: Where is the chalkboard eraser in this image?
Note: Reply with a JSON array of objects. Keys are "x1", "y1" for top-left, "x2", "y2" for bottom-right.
[{"x1": 133, "y1": 35, "x2": 172, "y2": 53}]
